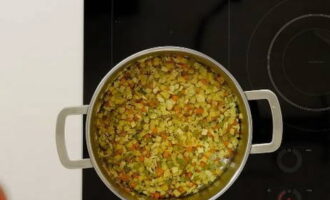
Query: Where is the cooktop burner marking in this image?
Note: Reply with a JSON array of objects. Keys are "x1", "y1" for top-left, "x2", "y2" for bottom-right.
[
  {"x1": 282, "y1": 28, "x2": 330, "y2": 97},
  {"x1": 246, "y1": 0, "x2": 290, "y2": 88},
  {"x1": 267, "y1": 14, "x2": 330, "y2": 112}
]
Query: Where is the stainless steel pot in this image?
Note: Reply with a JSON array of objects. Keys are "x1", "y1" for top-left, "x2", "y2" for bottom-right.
[{"x1": 56, "y1": 46, "x2": 283, "y2": 200}]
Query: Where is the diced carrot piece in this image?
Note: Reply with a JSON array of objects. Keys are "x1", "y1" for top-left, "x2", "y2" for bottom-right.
[
  {"x1": 185, "y1": 105, "x2": 192, "y2": 111},
  {"x1": 207, "y1": 132, "x2": 214, "y2": 138},
  {"x1": 163, "y1": 151, "x2": 171, "y2": 158},
  {"x1": 120, "y1": 78, "x2": 126, "y2": 85},
  {"x1": 186, "y1": 146, "x2": 194, "y2": 152},
  {"x1": 118, "y1": 172, "x2": 129, "y2": 181},
  {"x1": 185, "y1": 172, "x2": 192, "y2": 178},
  {"x1": 204, "y1": 151, "x2": 211, "y2": 159},
  {"x1": 114, "y1": 149, "x2": 123, "y2": 155},
  {"x1": 132, "y1": 172, "x2": 139, "y2": 178},
  {"x1": 183, "y1": 75, "x2": 190, "y2": 80},
  {"x1": 177, "y1": 62, "x2": 188, "y2": 68},
  {"x1": 149, "y1": 100, "x2": 159, "y2": 108},
  {"x1": 145, "y1": 151, "x2": 151, "y2": 158},
  {"x1": 188, "y1": 181, "x2": 196, "y2": 187},
  {"x1": 156, "y1": 167, "x2": 164, "y2": 176},
  {"x1": 132, "y1": 143, "x2": 139, "y2": 150},
  {"x1": 138, "y1": 156, "x2": 145, "y2": 162},
  {"x1": 200, "y1": 79, "x2": 208, "y2": 85},
  {"x1": 160, "y1": 132, "x2": 168, "y2": 140},
  {"x1": 174, "y1": 105, "x2": 181, "y2": 113},
  {"x1": 195, "y1": 108, "x2": 204, "y2": 114},
  {"x1": 152, "y1": 192, "x2": 161, "y2": 199},
  {"x1": 178, "y1": 186, "x2": 185, "y2": 193},
  {"x1": 171, "y1": 95, "x2": 179, "y2": 101},
  {"x1": 226, "y1": 148, "x2": 234, "y2": 158},
  {"x1": 151, "y1": 127, "x2": 158, "y2": 134},
  {"x1": 183, "y1": 155, "x2": 190, "y2": 162},
  {"x1": 200, "y1": 161, "x2": 206, "y2": 168},
  {"x1": 130, "y1": 182, "x2": 137, "y2": 188}
]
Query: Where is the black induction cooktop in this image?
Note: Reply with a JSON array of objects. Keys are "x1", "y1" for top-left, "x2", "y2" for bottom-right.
[{"x1": 83, "y1": 0, "x2": 330, "y2": 199}]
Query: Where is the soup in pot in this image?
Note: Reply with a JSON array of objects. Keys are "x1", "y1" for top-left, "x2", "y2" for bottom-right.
[{"x1": 94, "y1": 54, "x2": 242, "y2": 199}]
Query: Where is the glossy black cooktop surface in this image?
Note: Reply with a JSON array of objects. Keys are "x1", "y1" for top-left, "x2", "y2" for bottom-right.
[{"x1": 83, "y1": 0, "x2": 330, "y2": 199}]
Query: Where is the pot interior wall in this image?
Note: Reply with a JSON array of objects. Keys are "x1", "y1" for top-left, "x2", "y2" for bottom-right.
[{"x1": 88, "y1": 48, "x2": 251, "y2": 200}]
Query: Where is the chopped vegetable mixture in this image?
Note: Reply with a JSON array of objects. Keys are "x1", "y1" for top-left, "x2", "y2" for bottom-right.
[{"x1": 94, "y1": 54, "x2": 242, "y2": 199}]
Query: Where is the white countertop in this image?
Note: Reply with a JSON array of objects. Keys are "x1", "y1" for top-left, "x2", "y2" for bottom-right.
[{"x1": 0, "y1": 0, "x2": 84, "y2": 199}]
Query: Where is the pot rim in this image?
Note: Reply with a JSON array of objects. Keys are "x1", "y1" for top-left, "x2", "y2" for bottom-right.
[{"x1": 85, "y1": 46, "x2": 253, "y2": 200}]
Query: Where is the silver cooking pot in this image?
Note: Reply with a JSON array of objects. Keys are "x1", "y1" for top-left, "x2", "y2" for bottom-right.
[{"x1": 56, "y1": 46, "x2": 283, "y2": 200}]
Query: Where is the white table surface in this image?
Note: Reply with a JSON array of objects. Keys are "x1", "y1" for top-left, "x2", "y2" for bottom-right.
[{"x1": 0, "y1": 0, "x2": 84, "y2": 199}]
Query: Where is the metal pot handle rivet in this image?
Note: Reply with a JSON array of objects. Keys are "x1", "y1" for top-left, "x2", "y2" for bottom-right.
[
  {"x1": 245, "y1": 89, "x2": 283, "y2": 154},
  {"x1": 56, "y1": 105, "x2": 93, "y2": 169}
]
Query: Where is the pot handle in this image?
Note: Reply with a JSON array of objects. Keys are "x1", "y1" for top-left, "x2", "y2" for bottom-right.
[
  {"x1": 56, "y1": 105, "x2": 93, "y2": 169},
  {"x1": 245, "y1": 90, "x2": 283, "y2": 154}
]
